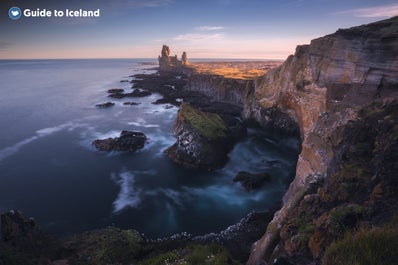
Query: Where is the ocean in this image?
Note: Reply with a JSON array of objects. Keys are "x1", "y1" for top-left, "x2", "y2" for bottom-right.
[{"x1": 0, "y1": 59, "x2": 299, "y2": 238}]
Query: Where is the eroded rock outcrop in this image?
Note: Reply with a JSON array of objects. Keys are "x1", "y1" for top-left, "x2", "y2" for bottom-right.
[
  {"x1": 158, "y1": 45, "x2": 189, "y2": 72},
  {"x1": 93, "y1": 131, "x2": 147, "y2": 152},
  {"x1": 246, "y1": 16, "x2": 398, "y2": 265},
  {"x1": 165, "y1": 103, "x2": 234, "y2": 170},
  {"x1": 0, "y1": 210, "x2": 61, "y2": 264}
]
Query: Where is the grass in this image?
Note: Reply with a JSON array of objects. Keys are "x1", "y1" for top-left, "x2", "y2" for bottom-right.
[
  {"x1": 178, "y1": 103, "x2": 229, "y2": 141},
  {"x1": 138, "y1": 244, "x2": 236, "y2": 265},
  {"x1": 322, "y1": 220, "x2": 398, "y2": 265},
  {"x1": 189, "y1": 61, "x2": 282, "y2": 80},
  {"x1": 64, "y1": 227, "x2": 143, "y2": 265},
  {"x1": 328, "y1": 204, "x2": 368, "y2": 235}
]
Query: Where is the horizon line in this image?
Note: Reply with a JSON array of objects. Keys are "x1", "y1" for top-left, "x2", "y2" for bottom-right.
[{"x1": 0, "y1": 57, "x2": 286, "y2": 61}]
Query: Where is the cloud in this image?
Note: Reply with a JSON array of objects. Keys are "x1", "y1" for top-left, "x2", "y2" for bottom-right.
[
  {"x1": 335, "y1": 3, "x2": 398, "y2": 18},
  {"x1": 173, "y1": 33, "x2": 224, "y2": 41},
  {"x1": 195, "y1": 26, "x2": 225, "y2": 31}
]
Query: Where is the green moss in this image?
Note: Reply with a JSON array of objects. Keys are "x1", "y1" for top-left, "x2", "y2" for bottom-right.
[
  {"x1": 179, "y1": 103, "x2": 229, "y2": 140},
  {"x1": 65, "y1": 227, "x2": 143, "y2": 265},
  {"x1": 328, "y1": 205, "x2": 368, "y2": 235},
  {"x1": 137, "y1": 251, "x2": 179, "y2": 265},
  {"x1": 322, "y1": 221, "x2": 398, "y2": 265},
  {"x1": 137, "y1": 244, "x2": 235, "y2": 265}
]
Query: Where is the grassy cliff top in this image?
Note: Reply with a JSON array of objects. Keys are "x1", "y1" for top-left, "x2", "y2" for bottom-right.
[
  {"x1": 178, "y1": 103, "x2": 230, "y2": 140},
  {"x1": 189, "y1": 60, "x2": 283, "y2": 80}
]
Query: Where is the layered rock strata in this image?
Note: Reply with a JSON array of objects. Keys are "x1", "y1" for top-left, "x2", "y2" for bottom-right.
[{"x1": 246, "y1": 16, "x2": 398, "y2": 265}]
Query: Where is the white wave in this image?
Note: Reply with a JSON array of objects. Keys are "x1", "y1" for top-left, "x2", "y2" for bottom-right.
[
  {"x1": 112, "y1": 169, "x2": 157, "y2": 212},
  {"x1": 143, "y1": 132, "x2": 175, "y2": 155},
  {"x1": 0, "y1": 121, "x2": 81, "y2": 162},
  {"x1": 128, "y1": 122, "x2": 159, "y2": 128},
  {"x1": 159, "y1": 188, "x2": 185, "y2": 207},
  {"x1": 112, "y1": 171, "x2": 142, "y2": 212},
  {"x1": 183, "y1": 184, "x2": 265, "y2": 206}
]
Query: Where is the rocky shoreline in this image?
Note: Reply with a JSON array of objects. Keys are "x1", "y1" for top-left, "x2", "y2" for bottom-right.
[{"x1": 1, "y1": 16, "x2": 398, "y2": 265}]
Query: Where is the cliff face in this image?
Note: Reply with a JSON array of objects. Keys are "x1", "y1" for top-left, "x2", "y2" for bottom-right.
[
  {"x1": 246, "y1": 16, "x2": 398, "y2": 264},
  {"x1": 165, "y1": 103, "x2": 234, "y2": 170},
  {"x1": 186, "y1": 74, "x2": 253, "y2": 105}
]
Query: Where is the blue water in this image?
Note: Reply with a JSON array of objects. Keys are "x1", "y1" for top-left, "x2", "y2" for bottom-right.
[{"x1": 0, "y1": 59, "x2": 299, "y2": 238}]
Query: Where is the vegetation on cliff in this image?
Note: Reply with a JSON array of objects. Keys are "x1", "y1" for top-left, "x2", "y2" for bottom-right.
[
  {"x1": 270, "y1": 101, "x2": 398, "y2": 264},
  {"x1": 177, "y1": 102, "x2": 229, "y2": 140},
  {"x1": 165, "y1": 103, "x2": 234, "y2": 170},
  {"x1": 247, "y1": 16, "x2": 398, "y2": 265}
]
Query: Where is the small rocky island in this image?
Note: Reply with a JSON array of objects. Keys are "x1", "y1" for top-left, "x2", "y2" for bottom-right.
[
  {"x1": 165, "y1": 102, "x2": 234, "y2": 170},
  {"x1": 1, "y1": 16, "x2": 398, "y2": 265},
  {"x1": 93, "y1": 131, "x2": 147, "y2": 152}
]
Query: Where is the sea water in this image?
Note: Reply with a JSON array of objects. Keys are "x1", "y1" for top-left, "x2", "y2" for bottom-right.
[{"x1": 0, "y1": 59, "x2": 299, "y2": 237}]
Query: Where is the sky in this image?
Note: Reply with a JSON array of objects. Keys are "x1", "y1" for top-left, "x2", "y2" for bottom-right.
[{"x1": 0, "y1": 0, "x2": 397, "y2": 59}]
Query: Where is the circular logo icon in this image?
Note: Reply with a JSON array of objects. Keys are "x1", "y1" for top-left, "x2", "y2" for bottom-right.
[{"x1": 9, "y1": 7, "x2": 22, "y2": 20}]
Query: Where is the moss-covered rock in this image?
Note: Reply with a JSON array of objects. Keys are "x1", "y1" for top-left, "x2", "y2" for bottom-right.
[
  {"x1": 137, "y1": 244, "x2": 239, "y2": 265},
  {"x1": 165, "y1": 103, "x2": 234, "y2": 170},
  {"x1": 62, "y1": 227, "x2": 146, "y2": 265}
]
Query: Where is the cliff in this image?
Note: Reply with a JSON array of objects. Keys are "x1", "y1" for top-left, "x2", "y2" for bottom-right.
[
  {"x1": 165, "y1": 102, "x2": 234, "y2": 170},
  {"x1": 186, "y1": 74, "x2": 252, "y2": 105},
  {"x1": 246, "y1": 16, "x2": 398, "y2": 264}
]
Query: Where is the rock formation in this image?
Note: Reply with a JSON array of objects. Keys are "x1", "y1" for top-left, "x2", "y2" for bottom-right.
[
  {"x1": 233, "y1": 171, "x2": 271, "y2": 191},
  {"x1": 158, "y1": 45, "x2": 188, "y2": 72},
  {"x1": 165, "y1": 103, "x2": 234, "y2": 170},
  {"x1": 93, "y1": 130, "x2": 147, "y2": 152},
  {"x1": 0, "y1": 210, "x2": 61, "y2": 263},
  {"x1": 95, "y1": 102, "x2": 115, "y2": 108},
  {"x1": 246, "y1": 16, "x2": 398, "y2": 265}
]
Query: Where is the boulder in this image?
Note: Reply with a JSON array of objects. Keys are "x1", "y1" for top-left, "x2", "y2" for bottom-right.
[
  {"x1": 107, "y1": 88, "x2": 124, "y2": 93},
  {"x1": 123, "y1": 101, "x2": 140, "y2": 106},
  {"x1": 93, "y1": 131, "x2": 147, "y2": 152},
  {"x1": 108, "y1": 89, "x2": 151, "y2": 98},
  {"x1": 165, "y1": 103, "x2": 233, "y2": 170},
  {"x1": 95, "y1": 102, "x2": 115, "y2": 108},
  {"x1": 233, "y1": 171, "x2": 271, "y2": 191}
]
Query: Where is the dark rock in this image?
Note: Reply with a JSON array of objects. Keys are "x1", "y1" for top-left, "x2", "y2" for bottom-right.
[
  {"x1": 62, "y1": 227, "x2": 147, "y2": 265},
  {"x1": 233, "y1": 171, "x2": 271, "y2": 191},
  {"x1": 107, "y1": 88, "x2": 124, "y2": 93},
  {"x1": 158, "y1": 45, "x2": 188, "y2": 72},
  {"x1": 123, "y1": 102, "x2": 140, "y2": 106},
  {"x1": 0, "y1": 210, "x2": 60, "y2": 262},
  {"x1": 165, "y1": 103, "x2": 234, "y2": 170},
  {"x1": 108, "y1": 89, "x2": 151, "y2": 99},
  {"x1": 120, "y1": 80, "x2": 129, "y2": 82},
  {"x1": 93, "y1": 131, "x2": 147, "y2": 152},
  {"x1": 132, "y1": 72, "x2": 247, "y2": 139},
  {"x1": 95, "y1": 102, "x2": 115, "y2": 108}
]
